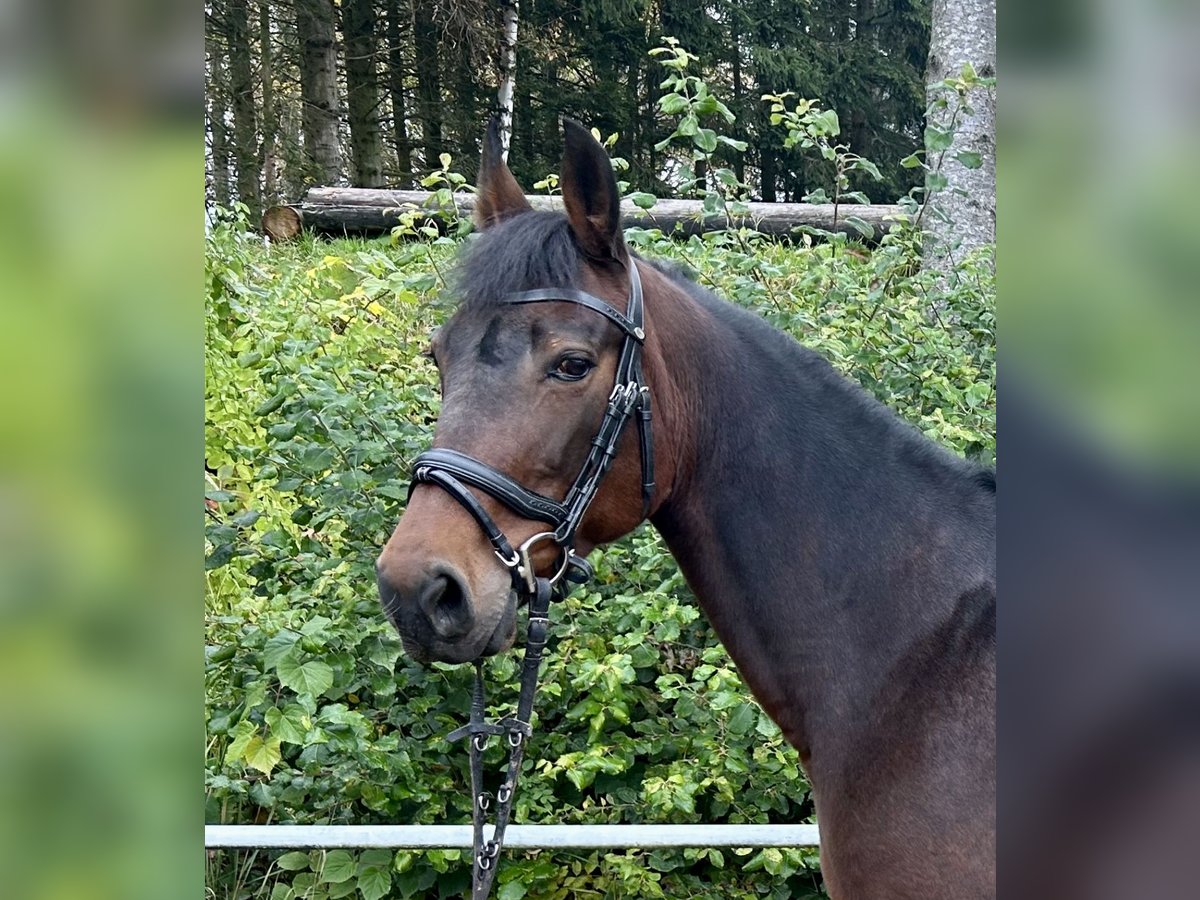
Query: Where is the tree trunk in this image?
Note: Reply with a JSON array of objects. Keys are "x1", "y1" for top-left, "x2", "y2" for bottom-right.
[
  {"x1": 208, "y1": 47, "x2": 232, "y2": 207},
  {"x1": 229, "y1": 0, "x2": 261, "y2": 215},
  {"x1": 850, "y1": 0, "x2": 874, "y2": 158},
  {"x1": 385, "y1": 0, "x2": 412, "y2": 184},
  {"x1": 451, "y1": 33, "x2": 477, "y2": 161},
  {"x1": 259, "y1": 1, "x2": 278, "y2": 204},
  {"x1": 270, "y1": 188, "x2": 902, "y2": 241},
  {"x1": 296, "y1": 0, "x2": 343, "y2": 184},
  {"x1": 760, "y1": 144, "x2": 777, "y2": 203},
  {"x1": 412, "y1": 0, "x2": 443, "y2": 167},
  {"x1": 344, "y1": 0, "x2": 385, "y2": 187},
  {"x1": 731, "y1": 14, "x2": 745, "y2": 186},
  {"x1": 497, "y1": 0, "x2": 519, "y2": 160},
  {"x1": 925, "y1": 0, "x2": 996, "y2": 270},
  {"x1": 514, "y1": 38, "x2": 533, "y2": 174}
]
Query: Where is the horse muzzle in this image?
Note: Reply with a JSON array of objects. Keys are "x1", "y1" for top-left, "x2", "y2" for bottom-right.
[{"x1": 378, "y1": 561, "x2": 518, "y2": 664}]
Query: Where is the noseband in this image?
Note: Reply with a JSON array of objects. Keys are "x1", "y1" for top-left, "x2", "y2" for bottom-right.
[
  {"x1": 408, "y1": 260, "x2": 653, "y2": 593},
  {"x1": 404, "y1": 260, "x2": 653, "y2": 899}
]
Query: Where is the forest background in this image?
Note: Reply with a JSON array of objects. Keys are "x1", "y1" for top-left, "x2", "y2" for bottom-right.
[{"x1": 205, "y1": 0, "x2": 936, "y2": 214}]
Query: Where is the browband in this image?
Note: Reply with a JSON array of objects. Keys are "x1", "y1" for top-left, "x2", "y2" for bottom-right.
[{"x1": 504, "y1": 289, "x2": 645, "y2": 342}]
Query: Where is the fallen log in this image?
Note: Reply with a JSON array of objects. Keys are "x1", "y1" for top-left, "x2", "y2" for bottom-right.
[{"x1": 264, "y1": 188, "x2": 904, "y2": 242}]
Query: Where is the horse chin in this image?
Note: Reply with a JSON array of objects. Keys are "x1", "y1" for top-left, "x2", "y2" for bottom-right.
[{"x1": 481, "y1": 595, "x2": 519, "y2": 656}]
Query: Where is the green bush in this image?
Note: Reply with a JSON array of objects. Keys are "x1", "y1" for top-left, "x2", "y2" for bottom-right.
[{"x1": 205, "y1": 193, "x2": 992, "y2": 899}]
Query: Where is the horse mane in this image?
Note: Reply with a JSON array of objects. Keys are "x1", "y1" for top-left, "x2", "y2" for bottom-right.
[{"x1": 449, "y1": 212, "x2": 995, "y2": 494}]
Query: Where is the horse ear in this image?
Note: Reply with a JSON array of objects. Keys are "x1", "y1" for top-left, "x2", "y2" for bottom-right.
[
  {"x1": 560, "y1": 118, "x2": 627, "y2": 263},
  {"x1": 473, "y1": 117, "x2": 531, "y2": 229}
]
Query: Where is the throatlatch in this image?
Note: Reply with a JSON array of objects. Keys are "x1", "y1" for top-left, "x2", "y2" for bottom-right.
[{"x1": 406, "y1": 261, "x2": 653, "y2": 898}]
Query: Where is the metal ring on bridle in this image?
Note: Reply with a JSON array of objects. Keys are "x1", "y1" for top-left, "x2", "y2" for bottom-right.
[{"x1": 514, "y1": 531, "x2": 573, "y2": 593}]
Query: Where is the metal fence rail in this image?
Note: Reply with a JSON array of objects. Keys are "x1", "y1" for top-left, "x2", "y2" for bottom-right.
[{"x1": 205, "y1": 824, "x2": 820, "y2": 850}]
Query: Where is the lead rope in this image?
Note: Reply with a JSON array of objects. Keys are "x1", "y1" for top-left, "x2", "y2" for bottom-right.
[{"x1": 447, "y1": 575, "x2": 559, "y2": 900}]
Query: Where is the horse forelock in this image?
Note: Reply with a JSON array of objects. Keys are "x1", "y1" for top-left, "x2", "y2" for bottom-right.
[{"x1": 452, "y1": 211, "x2": 582, "y2": 314}]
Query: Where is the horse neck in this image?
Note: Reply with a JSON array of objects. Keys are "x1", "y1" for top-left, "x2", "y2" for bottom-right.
[{"x1": 642, "y1": 269, "x2": 995, "y2": 772}]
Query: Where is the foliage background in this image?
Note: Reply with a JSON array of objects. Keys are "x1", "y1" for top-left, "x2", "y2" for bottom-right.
[{"x1": 205, "y1": 156, "x2": 995, "y2": 897}]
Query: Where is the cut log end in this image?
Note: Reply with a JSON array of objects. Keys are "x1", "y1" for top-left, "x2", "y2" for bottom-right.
[{"x1": 262, "y1": 205, "x2": 303, "y2": 241}]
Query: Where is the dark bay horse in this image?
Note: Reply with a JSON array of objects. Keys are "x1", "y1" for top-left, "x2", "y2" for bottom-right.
[{"x1": 376, "y1": 119, "x2": 996, "y2": 899}]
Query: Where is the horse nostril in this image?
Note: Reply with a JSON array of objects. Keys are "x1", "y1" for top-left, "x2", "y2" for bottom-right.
[{"x1": 418, "y1": 571, "x2": 474, "y2": 639}]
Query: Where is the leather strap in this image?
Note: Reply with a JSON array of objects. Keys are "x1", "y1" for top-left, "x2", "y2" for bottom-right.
[
  {"x1": 411, "y1": 448, "x2": 568, "y2": 527},
  {"x1": 505, "y1": 288, "x2": 644, "y2": 342}
]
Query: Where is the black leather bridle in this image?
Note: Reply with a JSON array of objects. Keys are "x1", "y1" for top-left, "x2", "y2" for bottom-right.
[{"x1": 405, "y1": 261, "x2": 653, "y2": 899}]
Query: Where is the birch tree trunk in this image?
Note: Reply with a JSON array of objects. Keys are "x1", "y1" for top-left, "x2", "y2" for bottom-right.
[
  {"x1": 345, "y1": 0, "x2": 385, "y2": 186},
  {"x1": 497, "y1": 0, "x2": 519, "y2": 161},
  {"x1": 259, "y1": 0, "x2": 279, "y2": 204},
  {"x1": 208, "y1": 47, "x2": 232, "y2": 207},
  {"x1": 925, "y1": 0, "x2": 996, "y2": 271},
  {"x1": 296, "y1": 0, "x2": 343, "y2": 184}
]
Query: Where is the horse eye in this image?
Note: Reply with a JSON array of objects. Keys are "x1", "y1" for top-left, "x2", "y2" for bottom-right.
[{"x1": 553, "y1": 356, "x2": 594, "y2": 381}]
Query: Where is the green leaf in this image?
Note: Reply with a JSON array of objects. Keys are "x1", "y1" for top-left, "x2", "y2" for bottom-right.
[
  {"x1": 356, "y1": 867, "x2": 390, "y2": 900},
  {"x1": 224, "y1": 720, "x2": 257, "y2": 766},
  {"x1": 850, "y1": 158, "x2": 882, "y2": 181},
  {"x1": 321, "y1": 850, "x2": 356, "y2": 884},
  {"x1": 263, "y1": 631, "x2": 300, "y2": 671},
  {"x1": 265, "y1": 704, "x2": 311, "y2": 744},
  {"x1": 357, "y1": 851, "x2": 393, "y2": 900},
  {"x1": 254, "y1": 391, "x2": 288, "y2": 417},
  {"x1": 955, "y1": 150, "x2": 983, "y2": 169},
  {"x1": 366, "y1": 640, "x2": 401, "y2": 671},
  {"x1": 497, "y1": 882, "x2": 527, "y2": 900},
  {"x1": 268, "y1": 422, "x2": 298, "y2": 440},
  {"x1": 232, "y1": 509, "x2": 260, "y2": 529},
  {"x1": 277, "y1": 656, "x2": 334, "y2": 697},
  {"x1": 927, "y1": 172, "x2": 950, "y2": 193},
  {"x1": 964, "y1": 382, "x2": 991, "y2": 408},
  {"x1": 900, "y1": 152, "x2": 925, "y2": 169},
  {"x1": 693, "y1": 128, "x2": 718, "y2": 153},
  {"x1": 813, "y1": 109, "x2": 840, "y2": 136},
  {"x1": 727, "y1": 703, "x2": 756, "y2": 735},
  {"x1": 657, "y1": 93, "x2": 689, "y2": 115},
  {"x1": 926, "y1": 126, "x2": 954, "y2": 152},
  {"x1": 277, "y1": 851, "x2": 311, "y2": 871},
  {"x1": 843, "y1": 216, "x2": 875, "y2": 240},
  {"x1": 628, "y1": 192, "x2": 658, "y2": 210},
  {"x1": 242, "y1": 734, "x2": 282, "y2": 775}
]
